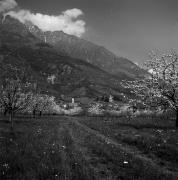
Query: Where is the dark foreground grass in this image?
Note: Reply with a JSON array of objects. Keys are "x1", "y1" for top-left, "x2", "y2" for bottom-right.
[
  {"x1": 78, "y1": 115, "x2": 178, "y2": 174},
  {"x1": 0, "y1": 117, "x2": 95, "y2": 180},
  {"x1": 0, "y1": 115, "x2": 178, "y2": 180},
  {"x1": 67, "y1": 120, "x2": 178, "y2": 180}
]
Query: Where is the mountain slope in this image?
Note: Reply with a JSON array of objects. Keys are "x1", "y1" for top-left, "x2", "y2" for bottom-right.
[
  {"x1": 0, "y1": 15, "x2": 128, "y2": 100},
  {"x1": 26, "y1": 23, "x2": 146, "y2": 79}
]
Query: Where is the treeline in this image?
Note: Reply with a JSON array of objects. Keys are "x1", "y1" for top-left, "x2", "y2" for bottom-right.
[{"x1": 0, "y1": 64, "x2": 59, "y2": 130}]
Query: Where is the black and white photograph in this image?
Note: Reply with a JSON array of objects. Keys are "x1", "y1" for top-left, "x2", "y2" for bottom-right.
[{"x1": 0, "y1": 0, "x2": 178, "y2": 179}]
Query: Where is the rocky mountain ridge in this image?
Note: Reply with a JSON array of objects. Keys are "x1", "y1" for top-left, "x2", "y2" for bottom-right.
[
  {"x1": 25, "y1": 21, "x2": 147, "y2": 79},
  {"x1": 0, "y1": 15, "x2": 131, "y2": 102}
]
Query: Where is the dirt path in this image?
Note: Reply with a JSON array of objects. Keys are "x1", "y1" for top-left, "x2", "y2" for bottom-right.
[{"x1": 64, "y1": 116, "x2": 178, "y2": 180}]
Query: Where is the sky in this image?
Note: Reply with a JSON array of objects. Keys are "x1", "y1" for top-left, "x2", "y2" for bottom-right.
[{"x1": 1, "y1": 0, "x2": 178, "y2": 64}]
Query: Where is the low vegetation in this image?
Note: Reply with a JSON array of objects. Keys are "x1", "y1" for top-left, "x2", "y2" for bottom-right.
[{"x1": 0, "y1": 114, "x2": 178, "y2": 180}]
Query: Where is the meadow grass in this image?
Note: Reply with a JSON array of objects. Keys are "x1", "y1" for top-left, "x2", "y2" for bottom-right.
[{"x1": 0, "y1": 114, "x2": 177, "y2": 179}]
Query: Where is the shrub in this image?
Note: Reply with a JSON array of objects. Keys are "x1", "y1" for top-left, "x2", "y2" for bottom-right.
[
  {"x1": 62, "y1": 106, "x2": 83, "y2": 116},
  {"x1": 87, "y1": 102, "x2": 105, "y2": 116}
]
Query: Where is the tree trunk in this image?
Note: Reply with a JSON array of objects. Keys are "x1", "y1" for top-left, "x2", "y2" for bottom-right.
[
  {"x1": 4, "y1": 109, "x2": 7, "y2": 116},
  {"x1": 9, "y1": 111, "x2": 13, "y2": 131},
  {"x1": 176, "y1": 109, "x2": 178, "y2": 128},
  {"x1": 33, "y1": 109, "x2": 36, "y2": 118}
]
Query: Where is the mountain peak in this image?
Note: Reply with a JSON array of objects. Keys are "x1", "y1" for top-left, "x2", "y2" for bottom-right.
[
  {"x1": 0, "y1": 15, "x2": 146, "y2": 78},
  {"x1": 26, "y1": 22, "x2": 146, "y2": 78},
  {"x1": 0, "y1": 15, "x2": 147, "y2": 100}
]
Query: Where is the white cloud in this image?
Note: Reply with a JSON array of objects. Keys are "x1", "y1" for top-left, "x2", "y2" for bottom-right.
[
  {"x1": 4, "y1": 4, "x2": 86, "y2": 37},
  {"x1": 6, "y1": 9, "x2": 86, "y2": 37},
  {"x1": 0, "y1": 0, "x2": 86, "y2": 37},
  {"x1": 0, "y1": 0, "x2": 17, "y2": 12},
  {"x1": 63, "y1": 8, "x2": 83, "y2": 18}
]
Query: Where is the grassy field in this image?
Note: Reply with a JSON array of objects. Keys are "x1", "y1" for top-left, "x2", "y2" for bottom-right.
[{"x1": 0, "y1": 114, "x2": 178, "y2": 180}]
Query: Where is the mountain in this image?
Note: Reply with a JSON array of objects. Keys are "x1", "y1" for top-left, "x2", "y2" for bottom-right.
[
  {"x1": 26, "y1": 22, "x2": 146, "y2": 79},
  {"x1": 0, "y1": 15, "x2": 131, "y2": 102}
]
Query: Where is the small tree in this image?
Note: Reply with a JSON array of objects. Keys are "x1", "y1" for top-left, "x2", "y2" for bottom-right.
[
  {"x1": 0, "y1": 79, "x2": 32, "y2": 130},
  {"x1": 29, "y1": 94, "x2": 57, "y2": 117},
  {"x1": 38, "y1": 95, "x2": 57, "y2": 115},
  {"x1": 122, "y1": 52, "x2": 178, "y2": 127}
]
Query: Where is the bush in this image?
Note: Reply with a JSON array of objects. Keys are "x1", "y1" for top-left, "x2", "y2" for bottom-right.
[
  {"x1": 87, "y1": 102, "x2": 105, "y2": 116},
  {"x1": 62, "y1": 106, "x2": 83, "y2": 116}
]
